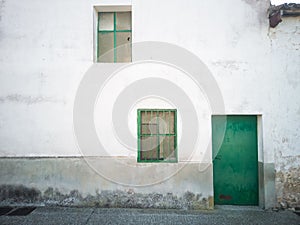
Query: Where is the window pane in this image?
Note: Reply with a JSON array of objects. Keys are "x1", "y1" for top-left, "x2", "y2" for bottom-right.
[
  {"x1": 158, "y1": 111, "x2": 169, "y2": 134},
  {"x1": 138, "y1": 109, "x2": 177, "y2": 162},
  {"x1": 159, "y1": 136, "x2": 168, "y2": 159},
  {"x1": 168, "y1": 111, "x2": 175, "y2": 134},
  {"x1": 98, "y1": 32, "x2": 114, "y2": 62},
  {"x1": 141, "y1": 111, "x2": 158, "y2": 135},
  {"x1": 141, "y1": 123, "x2": 158, "y2": 135},
  {"x1": 157, "y1": 111, "x2": 175, "y2": 134},
  {"x1": 116, "y1": 12, "x2": 131, "y2": 30},
  {"x1": 162, "y1": 136, "x2": 176, "y2": 160},
  {"x1": 141, "y1": 111, "x2": 149, "y2": 123},
  {"x1": 116, "y1": 32, "x2": 131, "y2": 62},
  {"x1": 140, "y1": 136, "x2": 158, "y2": 160},
  {"x1": 99, "y1": 12, "x2": 114, "y2": 31},
  {"x1": 141, "y1": 111, "x2": 148, "y2": 134}
]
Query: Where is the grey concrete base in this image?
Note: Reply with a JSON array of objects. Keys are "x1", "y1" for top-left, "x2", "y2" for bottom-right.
[
  {"x1": 263, "y1": 163, "x2": 277, "y2": 209},
  {"x1": 258, "y1": 162, "x2": 277, "y2": 209},
  {"x1": 0, "y1": 157, "x2": 283, "y2": 210},
  {"x1": 0, "y1": 157, "x2": 213, "y2": 210}
]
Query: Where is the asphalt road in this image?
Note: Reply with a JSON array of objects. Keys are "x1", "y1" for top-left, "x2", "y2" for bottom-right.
[{"x1": 0, "y1": 206, "x2": 299, "y2": 225}]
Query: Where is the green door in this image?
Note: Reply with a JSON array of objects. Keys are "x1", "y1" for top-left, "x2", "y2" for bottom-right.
[{"x1": 212, "y1": 115, "x2": 258, "y2": 205}]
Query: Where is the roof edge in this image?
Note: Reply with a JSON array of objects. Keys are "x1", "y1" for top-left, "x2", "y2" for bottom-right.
[{"x1": 269, "y1": 3, "x2": 300, "y2": 28}]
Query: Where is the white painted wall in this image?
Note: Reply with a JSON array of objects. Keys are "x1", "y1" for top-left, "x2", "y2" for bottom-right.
[
  {"x1": 268, "y1": 16, "x2": 300, "y2": 171},
  {"x1": 0, "y1": 0, "x2": 299, "y2": 173}
]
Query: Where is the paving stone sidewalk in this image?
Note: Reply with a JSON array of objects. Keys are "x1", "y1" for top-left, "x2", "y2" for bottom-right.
[{"x1": 0, "y1": 206, "x2": 299, "y2": 225}]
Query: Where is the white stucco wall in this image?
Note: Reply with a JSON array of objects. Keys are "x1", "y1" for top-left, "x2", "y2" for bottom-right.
[
  {"x1": 268, "y1": 15, "x2": 300, "y2": 208},
  {"x1": 0, "y1": 0, "x2": 271, "y2": 158},
  {"x1": 268, "y1": 16, "x2": 300, "y2": 171}
]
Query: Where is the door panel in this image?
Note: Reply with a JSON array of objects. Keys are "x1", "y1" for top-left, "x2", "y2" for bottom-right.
[{"x1": 212, "y1": 115, "x2": 258, "y2": 205}]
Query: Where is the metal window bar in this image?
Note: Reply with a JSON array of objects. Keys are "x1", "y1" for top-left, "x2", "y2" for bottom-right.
[
  {"x1": 138, "y1": 109, "x2": 177, "y2": 163},
  {"x1": 149, "y1": 110, "x2": 152, "y2": 161},
  {"x1": 156, "y1": 111, "x2": 159, "y2": 160},
  {"x1": 97, "y1": 12, "x2": 132, "y2": 63},
  {"x1": 161, "y1": 111, "x2": 166, "y2": 159},
  {"x1": 168, "y1": 111, "x2": 171, "y2": 159},
  {"x1": 174, "y1": 110, "x2": 177, "y2": 160}
]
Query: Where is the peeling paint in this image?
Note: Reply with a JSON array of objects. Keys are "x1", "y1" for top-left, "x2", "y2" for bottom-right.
[
  {"x1": 275, "y1": 151, "x2": 300, "y2": 171},
  {"x1": 0, "y1": 94, "x2": 66, "y2": 105},
  {"x1": 212, "y1": 60, "x2": 248, "y2": 72},
  {"x1": 282, "y1": 137, "x2": 289, "y2": 143}
]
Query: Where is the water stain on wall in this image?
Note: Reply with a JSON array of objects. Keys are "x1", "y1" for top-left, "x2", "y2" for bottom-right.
[{"x1": 0, "y1": 185, "x2": 212, "y2": 210}]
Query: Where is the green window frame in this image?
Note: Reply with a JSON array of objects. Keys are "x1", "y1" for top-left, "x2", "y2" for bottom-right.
[
  {"x1": 137, "y1": 109, "x2": 178, "y2": 163},
  {"x1": 97, "y1": 11, "x2": 132, "y2": 63}
]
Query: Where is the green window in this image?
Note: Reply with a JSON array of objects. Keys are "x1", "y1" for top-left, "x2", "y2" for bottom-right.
[
  {"x1": 97, "y1": 11, "x2": 132, "y2": 63},
  {"x1": 137, "y1": 109, "x2": 177, "y2": 163}
]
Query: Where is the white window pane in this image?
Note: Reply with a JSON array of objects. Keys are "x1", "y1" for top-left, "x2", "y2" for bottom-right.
[
  {"x1": 98, "y1": 32, "x2": 114, "y2": 62},
  {"x1": 116, "y1": 12, "x2": 131, "y2": 30},
  {"x1": 99, "y1": 12, "x2": 114, "y2": 31},
  {"x1": 116, "y1": 32, "x2": 131, "y2": 62}
]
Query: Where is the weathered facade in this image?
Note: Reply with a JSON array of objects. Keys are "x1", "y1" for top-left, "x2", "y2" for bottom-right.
[
  {"x1": 0, "y1": 0, "x2": 299, "y2": 210},
  {"x1": 269, "y1": 3, "x2": 300, "y2": 209}
]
